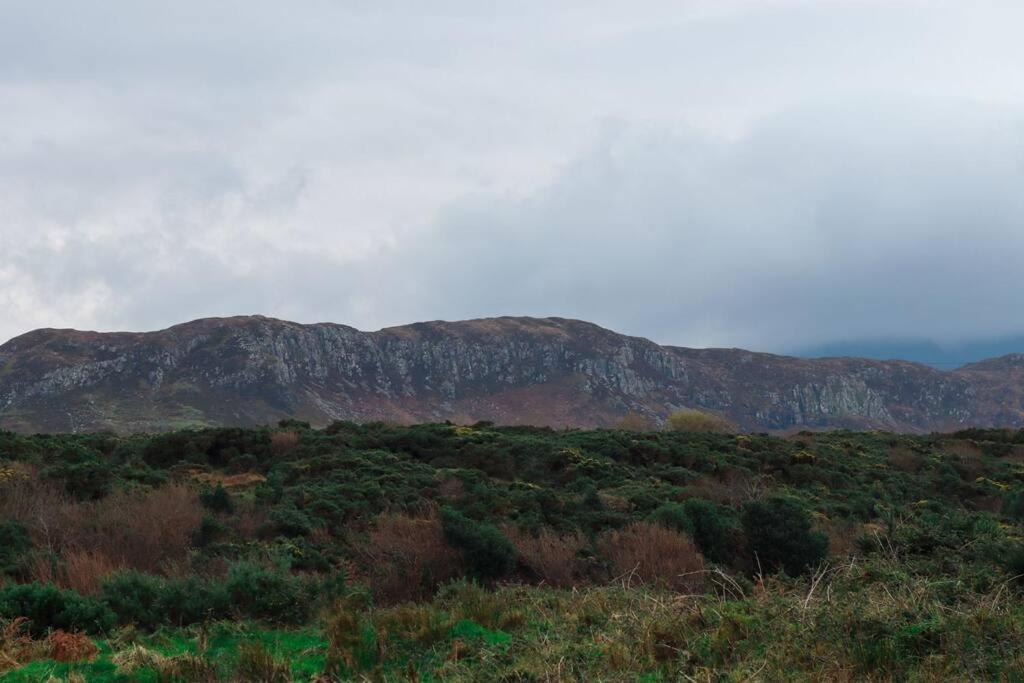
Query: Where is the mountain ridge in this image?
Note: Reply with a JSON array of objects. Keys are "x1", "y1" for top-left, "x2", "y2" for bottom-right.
[{"x1": 1, "y1": 315, "x2": 1021, "y2": 434}]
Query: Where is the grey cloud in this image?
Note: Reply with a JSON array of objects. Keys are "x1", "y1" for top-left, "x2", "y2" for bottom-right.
[{"x1": 4, "y1": 1, "x2": 1024, "y2": 354}]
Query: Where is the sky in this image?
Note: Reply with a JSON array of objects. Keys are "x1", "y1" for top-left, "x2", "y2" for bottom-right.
[{"x1": 3, "y1": 0, "x2": 1024, "y2": 356}]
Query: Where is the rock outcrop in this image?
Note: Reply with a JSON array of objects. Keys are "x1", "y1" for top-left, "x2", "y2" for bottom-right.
[{"x1": 0, "y1": 315, "x2": 1020, "y2": 433}]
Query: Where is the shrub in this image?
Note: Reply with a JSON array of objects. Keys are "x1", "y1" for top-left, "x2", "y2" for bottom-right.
[
  {"x1": 357, "y1": 510, "x2": 463, "y2": 603},
  {"x1": 268, "y1": 506, "x2": 314, "y2": 538},
  {"x1": 199, "y1": 484, "x2": 234, "y2": 514},
  {"x1": 270, "y1": 431, "x2": 300, "y2": 456},
  {"x1": 682, "y1": 498, "x2": 740, "y2": 565},
  {"x1": 0, "y1": 583, "x2": 115, "y2": 635},
  {"x1": 441, "y1": 507, "x2": 516, "y2": 580},
  {"x1": 45, "y1": 458, "x2": 112, "y2": 501},
  {"x1": 224, "y1": 563, "x2": 314, "y2": 624},
  {"x1": 61, "y1": 549, "x2": 118, "y2": 595},
  {"x1": 665, "y1": 409, "x2": 736, "y2": 434},
  {"x1": 649, "y1": 503, "x2": 695, "y2": 537},
  {"x1": 505, "y1": 527, "x2": 585, "y2": 588},
  {"x1": 742, "y1": 497, "x2": 828, "y2": 576},
  {"x1": 99, "y1": 571, "x2": 165, "y2": 630},
  {"x1": 615, "y1": 413, "x2": 656, "y2": 432},
  {"x1": 0, "y1": 520, "x2": 30, "y2": 576},
  {"x1": 156, "y1": 575, "x2": 229, "y2": 626},
  {"x1": 596, "y1": 522, "x2": 704, "y2": 592}
]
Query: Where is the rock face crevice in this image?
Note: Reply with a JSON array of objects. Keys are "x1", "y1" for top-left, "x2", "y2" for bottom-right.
[{"x1": 0, "y1": 315, "x2": 1021, "y2": 433}]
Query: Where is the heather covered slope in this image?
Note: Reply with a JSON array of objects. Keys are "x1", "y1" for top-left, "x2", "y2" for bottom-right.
[{"x1": 0, "y1": 315, "x2": 1021, "y2": 433}]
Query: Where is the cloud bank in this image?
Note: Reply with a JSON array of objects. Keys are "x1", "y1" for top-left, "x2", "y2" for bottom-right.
[{"x1": 3, "y1": 1, "x2": 1024, "y2": 354}]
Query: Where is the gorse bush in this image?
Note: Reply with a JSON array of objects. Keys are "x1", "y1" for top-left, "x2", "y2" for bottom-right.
[
  {"x1": 441, "y1": 507, "x2": 516, "y2": 580},
  {"x1": 0, "y1": 520, "x2": 30, "y2": 576},
  {"x1": 0, "y1": 583, "x2": 115, "y2": 636},
  {"x1": 199, "y1": 483, "x2": 234, "y2": 514},
  {"x1": 683, "y1": 498, "x2": 741, "y2": 565},
  {"x1": 742, "y1": 496, "x2": 828, "y2": 576}
]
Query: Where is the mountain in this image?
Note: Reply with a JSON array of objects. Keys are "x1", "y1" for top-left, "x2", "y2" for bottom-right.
[
  {"x1": 1, "y1": 315, "x2": 1022, "y2": 433},
  {"x1": 794, "y1": 336, "x2": 1024, "y2": 369}
]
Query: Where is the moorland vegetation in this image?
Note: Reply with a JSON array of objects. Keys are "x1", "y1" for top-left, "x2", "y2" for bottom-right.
[{"x1": 0, "y1": 419, "x2": 1024, "y2": 679}]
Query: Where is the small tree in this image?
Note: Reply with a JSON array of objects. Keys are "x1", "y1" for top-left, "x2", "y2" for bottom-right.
[
  {"x1": 742, "y1": 497, "x2": 827, "y2": 576},
  {"x1": 665, "y1": 409, "x2": 735, "y2": 434}
]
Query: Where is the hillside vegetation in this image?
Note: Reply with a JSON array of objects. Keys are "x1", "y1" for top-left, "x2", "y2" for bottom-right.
[{"x1": 1, "y1": 421, "x2": 1024, "y2": 680}]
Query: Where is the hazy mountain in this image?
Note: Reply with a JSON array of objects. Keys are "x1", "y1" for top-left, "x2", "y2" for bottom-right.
[
  {"x1": 1, "y1": 315, "x2": 1022, "y2": 433},
  {"x1": 794, "y1": 337, "x2": 1024, "y2": 369}
]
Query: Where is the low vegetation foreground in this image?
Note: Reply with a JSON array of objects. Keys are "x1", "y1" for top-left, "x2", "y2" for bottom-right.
[{"x1": 2, "y1": 421, "x2": 1024, "y2": 680}]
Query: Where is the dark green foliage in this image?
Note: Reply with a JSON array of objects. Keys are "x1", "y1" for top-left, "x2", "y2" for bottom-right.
[
  {"x1": 224, "y1": 562, "x2": 318, "y2": 624},
  {"x1": 99, "y1": 571, "x2": 165, "y2": 630},
  {"x1": 43, "y1": 444, "x2": 113, "y2": 500},
  {"x1": 0, "y1": 583, "x2": 115, "y2": 635},
  {"x1": 0, "y1": 520, "x2": 30, "y2": 576},
  {"x1": 682, "y1": 498, "x2": 740, "y2": 565},
  {"x1": 649, "y1": 502, "x2": 695, "y2": 535},
  {"x1": 742, "y1": 497, "x2": 828, "y2": 576},
  {"x1": 441, "y1": 507, "x2": 516, "y2": 579},
  {"x1": 200, "y1": 483, "x2": 234, "y2": 513}
]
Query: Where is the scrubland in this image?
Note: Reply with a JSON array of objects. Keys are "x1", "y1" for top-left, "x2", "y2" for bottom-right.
[{"x1": 1, "y1": 422, "x2": 1024, "y2": 680}]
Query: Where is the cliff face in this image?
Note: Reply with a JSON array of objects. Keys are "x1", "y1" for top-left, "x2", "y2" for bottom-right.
[{"x1": 0, "y1": 315, "x2": 1020, "y2": 433}]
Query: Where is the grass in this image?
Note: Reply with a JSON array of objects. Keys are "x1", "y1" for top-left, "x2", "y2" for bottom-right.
[{"x1": 7, "y1": 561, "x2": 1024, "y2": 681}]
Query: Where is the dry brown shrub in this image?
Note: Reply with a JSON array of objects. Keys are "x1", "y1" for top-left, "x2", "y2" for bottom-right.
[
  {"x1": 0, "y1": 479, "x2": 203, "y2": 582},
  {"x1": 437, "y1": 476, "x2": 465, "y2": 501},
  {"x1": 356, "y1": 509, "x2": 463, "y2": 603},
  {"x1": 596, "y1": 522, "x2": 704, "y2": 593},
  {"x1": 61, "y1": 550, "x2": 119, "y2": 595},
  {"x1": 681, "y1": 476, "x2": 738, "y2": 506},
  {"x1": 270, "y1": 431, "x2": 300, "y2": 456},
  {"x1": 887, "y1": 447, "x2": 924, "y2": 473},
  {"x1": 665, "y1": 409, "x2": 736, "y2": 434},
  {"x1": 615, "y1": 412, "x2": 656, "y2": 432},
  {"x1": 817, "y1": 519, "x2": 860, "y2": 558},
  {"x1": 505, "y1": 527, "x2": 585, "y2": 588},
  {"x1": 45, "y1": 631, "x2": 97, "y2": 663}
]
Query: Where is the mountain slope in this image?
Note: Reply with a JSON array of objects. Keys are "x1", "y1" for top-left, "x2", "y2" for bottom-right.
[{"x1": 0, "y1": 315, "x2": 1020, "y2": 433}]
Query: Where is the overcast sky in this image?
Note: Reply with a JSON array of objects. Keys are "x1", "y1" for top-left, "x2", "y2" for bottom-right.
[{"x1": 3, "y1": 1, "x2": 1024, "y2": 353}]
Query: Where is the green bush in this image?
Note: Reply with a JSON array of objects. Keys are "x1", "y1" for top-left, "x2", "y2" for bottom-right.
[
  {"x1": 0, "y1": 521, "x2": 31, "y2": 576},
  {"x1": 441, "y1": 507, "x2": 516, "y2": 579},
  {"x1": 100, "y1": 571, "x2": 165, "y2": 630},
  {"x1": 43, "y1": 445, "x2": 113, "y2": 500},
  {"x1": 224, "y1": 562, "x2": 315, "y2": 623},
  {"x1": 200, "y1": 483, "x2": 234, "y2": 514},
  {"x1": 0, "y1": 583, "x2": 115, "y2": 635},
  {"x1": 683, "y1": 498, "x2": 739, "y2": 565},
  {"x1": 649, "y1": 502, "x2": 696, "y2": 536},
  {"x1": 742, "y1": 497, "x2": 828, "y2": 576}
]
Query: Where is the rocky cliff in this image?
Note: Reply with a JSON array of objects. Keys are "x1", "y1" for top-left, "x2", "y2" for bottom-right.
[{"x1": 0, "y1": 315, "x2": 1021, "y2": 433}]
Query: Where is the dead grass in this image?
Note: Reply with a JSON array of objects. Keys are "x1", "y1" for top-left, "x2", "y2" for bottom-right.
[
  {"x1": 45, "y1": 630, "x2": 97, "y2": 663},
  {"x1": 190, "y1": 471, "x2": 267, "y2": 489}
]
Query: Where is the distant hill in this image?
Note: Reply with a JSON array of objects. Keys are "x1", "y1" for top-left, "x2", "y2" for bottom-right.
[
  {"x1": 795, "y1": 337, "x2": 1024, "y2": 369},
  {"x1": 1, "y1": 315, "x2": 1023, "y2": 433}
]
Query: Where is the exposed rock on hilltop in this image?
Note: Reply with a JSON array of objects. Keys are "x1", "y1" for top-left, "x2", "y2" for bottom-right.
[{"x1": 0, "y1": 315, "x2": 1020, "y2": 433}]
